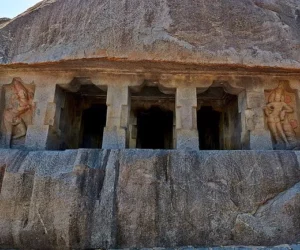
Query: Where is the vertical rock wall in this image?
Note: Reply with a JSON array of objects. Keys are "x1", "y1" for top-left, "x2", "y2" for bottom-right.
[{"x1": 0, "y1": 149, "x2": 299, "y2": 249}]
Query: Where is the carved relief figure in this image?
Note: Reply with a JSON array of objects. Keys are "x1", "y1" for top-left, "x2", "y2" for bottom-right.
[
  {"x1": 2, "y1": 78, "x2": 34, "y2": 145},
  {"x1": 264, "y1": 83, "x2": 298, "y2": 149}
]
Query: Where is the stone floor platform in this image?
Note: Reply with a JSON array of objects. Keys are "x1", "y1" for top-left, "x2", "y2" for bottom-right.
[{"x1": 111, "y1": 246, "x2": 300, "y2": 250}]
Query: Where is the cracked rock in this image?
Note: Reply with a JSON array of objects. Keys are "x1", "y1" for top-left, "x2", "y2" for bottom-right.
[{"x1": 0, "y1": 149, "x2": 300, "y2": 249}]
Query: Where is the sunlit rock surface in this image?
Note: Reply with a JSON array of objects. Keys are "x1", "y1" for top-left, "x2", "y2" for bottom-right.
[{"x1": 0, "y1": 0, "x2": 300, "y2": 67}]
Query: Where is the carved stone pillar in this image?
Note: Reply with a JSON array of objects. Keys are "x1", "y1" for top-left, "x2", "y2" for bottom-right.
[
  {"x1": 241, "y1": 89, "x2": 273, "y2": 150},
  {"x1": 25, "y1": 83, "x2": 57, "y2": 150},
  {"x1": 102, "y1": 86, "x2": 130, "y2": 149},
  {"x1": 175, "y1": 87, "x2": 199, "y2": 150}
]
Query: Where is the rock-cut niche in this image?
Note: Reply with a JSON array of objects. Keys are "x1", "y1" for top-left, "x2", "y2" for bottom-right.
[
  {"x1": 0, "y1": 77, "x2": 35, "y2": 149},
  {"x1": 264, "y1": 82, "x2": 300, "y2": 150}
]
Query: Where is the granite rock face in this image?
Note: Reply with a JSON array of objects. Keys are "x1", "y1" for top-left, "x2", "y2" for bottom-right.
[
  {"x1": 0, "y1": 149, "x2": 300, "y2": 249},
  {"x1": 0, "y1": 0, "x2": 300, "y2": 67},
  {"x1": 0, "y1": 18, "x2": 10, "y2": 26}
]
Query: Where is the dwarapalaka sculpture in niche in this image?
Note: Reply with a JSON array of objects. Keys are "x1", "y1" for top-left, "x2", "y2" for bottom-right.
[
  {"x1": 264, "y1": 83, "x2": 299, "y2": 149},
  {"x1": 2, "y1": 78, "x2": 34, "y2": 146}
]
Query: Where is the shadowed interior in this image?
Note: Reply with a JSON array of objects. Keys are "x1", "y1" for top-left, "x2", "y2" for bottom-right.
[
  {"x1": 198, "y1": 107, "x2": 221, "y2": 150},
  {"x1": 197, "y1": 87, "x2": 241, "y2": 150},
  {"x1": 80, "y1": 105, "x2": 107, "y2": 149},
  {"x1": 136, "y1": 106, "x2": 173, "y2": 149}
]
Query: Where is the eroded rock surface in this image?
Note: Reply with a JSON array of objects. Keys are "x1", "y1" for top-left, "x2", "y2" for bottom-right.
[
  {"x1": 0, "y1": 18, "x2": 10, "y2": 26},
  {"x1": 0, "y1": 0, "x2": 300, "y2": 68},
  {"x1": 0, "y1": 149, "x2": 299, "y2": 249}
]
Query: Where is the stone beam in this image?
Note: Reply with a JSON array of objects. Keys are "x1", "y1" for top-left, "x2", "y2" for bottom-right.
[
  {"x1": 91, "y1": 73, "x2": 144, "y2": 87},
  {"x1": 160, "y1": 74, "x2": 213, "y2": 90}
]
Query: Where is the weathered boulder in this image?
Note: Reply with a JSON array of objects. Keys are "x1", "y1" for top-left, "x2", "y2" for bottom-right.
[
  {"x1": 0, "y1": 149, "x2": 300, "y2": 249},
  {"x1": 0, "y1": 0, "x2": 300, "y2": 68}
]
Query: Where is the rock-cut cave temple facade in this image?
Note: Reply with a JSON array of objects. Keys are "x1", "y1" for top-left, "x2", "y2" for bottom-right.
[
  {"x1": 2, "y1": 73, "x2": 300, "y2": 152},
  {"x1": 1, "y1": 0, "x2": 300, "y2": 249}
]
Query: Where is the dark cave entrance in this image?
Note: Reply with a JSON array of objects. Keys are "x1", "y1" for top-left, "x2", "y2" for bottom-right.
[
  {"x1": 80, "y1": 104, "x2": 107, "y2": 149},
  {"x1": 197, "y1": 106, "x2": 221, "y2": 150},
  {"x1": 197, "y1": 86, "x2": 241, "y2": 150},
  {"x1": 136, "y1": 106, "x2": 173, "y2": 149}
]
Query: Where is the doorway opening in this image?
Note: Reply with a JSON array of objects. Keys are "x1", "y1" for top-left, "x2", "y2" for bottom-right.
[
  {"x1": 197, "y1": 87, "x2": 241, "y2": 150},
  {"x1": 130, "y1": 85, "x2": 175, "y2": 149},
  {"x1": 136, "y1": 106, "x2": 173, "y2": 149},
  {"x1": 197, "y1": 107, "x2": 221, "y2": 150},
  {"x1": 56, "y1": 79, "x2": 107, "y2": 150},
  {"x1": 80, "y1": 104, "x2": 107, "y2": 149}
]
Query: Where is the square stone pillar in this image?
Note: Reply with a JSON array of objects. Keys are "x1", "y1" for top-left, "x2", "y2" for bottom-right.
[
  {"x1": 176, "y1": 87, "x2": 199, "y2": 150},
  {"x1": 240, "y1": 89, "x2": 273, "y2": 150},
  {"x1": 102, "y1": 86, "x2": 130, "y2": 149},
  {"x1": 25, "y1": 84, "x2": 57, "y2": 150}
]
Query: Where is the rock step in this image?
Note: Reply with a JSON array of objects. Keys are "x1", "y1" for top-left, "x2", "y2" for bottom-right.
[{"x1": 109, "y1": 246, "x2": 300, "y2": 250}]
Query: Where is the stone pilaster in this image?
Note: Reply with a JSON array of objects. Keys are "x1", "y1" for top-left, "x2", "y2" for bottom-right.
[
  {"x1": 102, "y1": 86, "x2": 130, "y2": 149},
  {"x1": 240, "y1": 89, "x2": 273, "y2": 150},
  {"x1": 25, "y1": 84, "x2": 57, "y2": 150},
  {"x1": 290, "y1": 81, "x2": 300, "y2": 121},
  {"x1": 128, "y1": 111, "x2": 137, "y2": 148},
  {"x1": 175, "y1": 87, "x2": 199, "y2": 150},
  {"x1": 0, "y1": 83, "x2": 8, "y2": 148}
]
